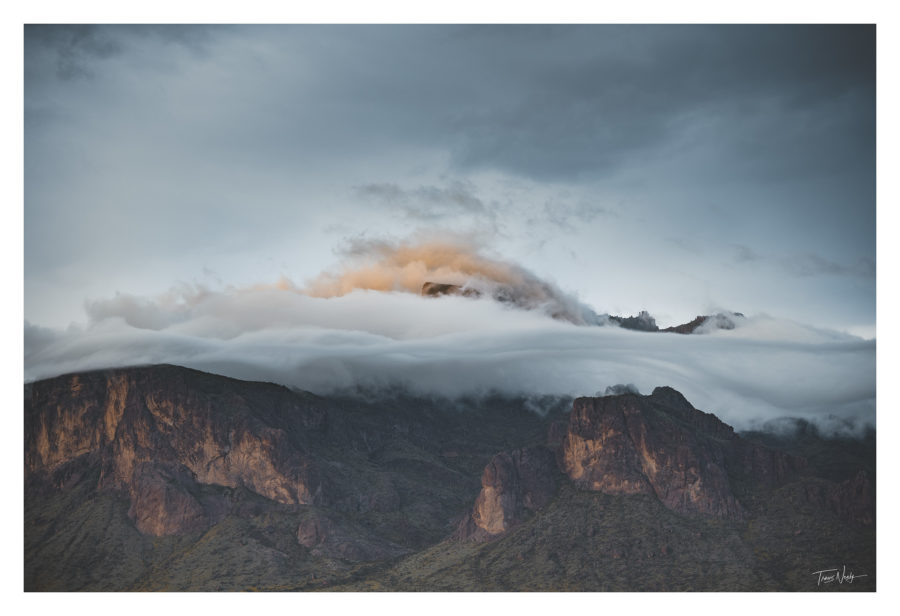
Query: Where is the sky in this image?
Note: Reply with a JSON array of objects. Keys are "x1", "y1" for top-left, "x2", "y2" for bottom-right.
[
  {"x1": 25, "y1": 24, "x2": 875, "y2": 333},
  {"x1": 22, "y1": 24, "x2": 877, "y2": 431}
]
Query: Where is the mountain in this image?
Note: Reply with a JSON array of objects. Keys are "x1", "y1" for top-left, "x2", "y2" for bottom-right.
[
  {"x1": 660, "y1": 312, "x2": 745, "y2": 334},
  {"x1": 24, "y1": 365, "x2": 874, "y2": 591},
  {"x1": 420, "y1": 280, "x2": 744, "y2": 335}
]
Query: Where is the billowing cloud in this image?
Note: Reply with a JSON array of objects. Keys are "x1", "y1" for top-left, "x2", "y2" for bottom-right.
[
  {"x1": 305, "y1": 238, "x2": 602, "y2": 325},
  {"x1": 25, "y1": 269, "x2": 874, "y2": 436}
]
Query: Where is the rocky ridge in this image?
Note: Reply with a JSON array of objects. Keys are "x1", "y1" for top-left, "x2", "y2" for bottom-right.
[
  {"x1": 457, "y1": 386, "x2": 870, "y2": 542},
  {"x1": 455, "y1": 447, "x2": 558, "y2": 540},
  {"x1": 24, "y1": 365, "x2": 876, "y2": 590},
  {"x1": 26, "y1": 366, "x2": 327, "y2": 535}
]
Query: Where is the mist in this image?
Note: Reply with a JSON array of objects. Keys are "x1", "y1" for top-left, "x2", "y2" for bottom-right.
[{"x1": 24, "y1": 269, "x2": 874, "y2": 434}]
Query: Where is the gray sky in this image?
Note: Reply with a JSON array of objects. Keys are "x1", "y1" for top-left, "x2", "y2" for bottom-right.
[{"x1": 25, "y1": 24, "x2": 875, "y2": 334}]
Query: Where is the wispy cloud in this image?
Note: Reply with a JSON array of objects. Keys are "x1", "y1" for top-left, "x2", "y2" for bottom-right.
[
  {"x1": 732, "y1": 244, "x2": 763, "y2": 263},
  {"x1": 782, "y1": 254, "x2": 875, "y2": 278},
  {"x1": 355, "y1": 180, "x2": 491, "y2": 222},
  {"x1": 537, "y1": 200, "x2": 611, "y2": 233}
]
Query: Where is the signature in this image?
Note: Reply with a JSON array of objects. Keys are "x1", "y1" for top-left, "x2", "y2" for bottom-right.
[{"x1": 811, "y1": 565, "x2": 868, "y2": 587}]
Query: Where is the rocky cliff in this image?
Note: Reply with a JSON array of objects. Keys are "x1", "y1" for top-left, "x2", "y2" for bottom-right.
[
  {"x1": 25, "y1": 365, "x2": 327, "y2": 535},
  {"x1": 456, "y1": 446, "x2": 558, "y2": 540},
  {"x1": 25, "y1": 365, "x2": 875, "y2": 591},
  {"x1": 558, "y1": 387, "x2": 804, "y2": 519}
]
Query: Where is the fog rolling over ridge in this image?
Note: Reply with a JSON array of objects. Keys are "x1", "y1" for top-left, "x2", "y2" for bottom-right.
[{"x1": 23, "y1": 240, "x2": 874, "y2": 435}]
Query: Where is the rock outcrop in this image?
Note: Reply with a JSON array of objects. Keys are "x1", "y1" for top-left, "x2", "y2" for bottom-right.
[
  {"x1": 421, "y1": 282, "x2": 481, "y2": 298},
  {"x1": 25, "y1": 365, "x2": 876, "y2": 590},
  {"x1": 661, "y1": 312, "x2": 744, "y2": 334},
  {"x1": 25, "y1": 366, "x2": 327, "y2": 536},
  {"x1": 559, "y1": 387, "x2": 804, "y2": 520},
  {"x1": 457, "y1": 446, "x2": 558, "y2": 540},
  {"x1": 608, "y1": 311, "x2": 659, "y2": 332}
]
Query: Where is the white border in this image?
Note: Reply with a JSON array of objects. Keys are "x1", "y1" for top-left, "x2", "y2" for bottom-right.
[{"x1": 5, "y1": 3, "x2": 895, "y2": 614}]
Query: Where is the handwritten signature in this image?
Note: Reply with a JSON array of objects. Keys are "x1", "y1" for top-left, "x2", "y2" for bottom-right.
[{"x1": 811, "y1": 565, "x2": 868, "y2": 587}]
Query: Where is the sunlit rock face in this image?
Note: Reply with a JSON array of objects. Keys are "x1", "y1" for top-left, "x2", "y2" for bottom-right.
[
  {"x1": 453, "y1": 386, "x2": 810, "y2": 543},
  {"x1": 560, "y1": 387, "x2": 804, "y2": 520},
  {"x1": 25, "y1": 366, "x2": 327, "y2": 536},
  {"x1": 457, "y1": 446, "x2": 558, "y2": 540}
]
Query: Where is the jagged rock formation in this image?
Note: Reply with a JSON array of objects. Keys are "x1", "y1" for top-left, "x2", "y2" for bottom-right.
[
  {"x1": 662, "y1": 312, "x2": 745, "y2": 334},
  {"x1": 421, "y1": 281, "x2": 481, "y2": 298},
  {"x1": 559, "y1": 387, "x2": 804, "y2": 519},
  {"x1": 456, "y1": 447, "x2": 558, "y2": 540},
  {"x1": 608, "y1": 310, "x2": 659, "y2": 332},
  {"x1": 25, "y1": 366, "x2": 327, "y2": 536},
  {"x1": 24, "y1": 365, "x2": 875, "y2": 591},
  {"x1": 420, "y1": 280, "x2": 747, "y2": 337}
]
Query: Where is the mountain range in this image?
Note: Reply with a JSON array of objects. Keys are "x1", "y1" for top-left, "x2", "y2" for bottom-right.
[{"x1": 24, "y1": 364, "x2": 874, "y2": 591}]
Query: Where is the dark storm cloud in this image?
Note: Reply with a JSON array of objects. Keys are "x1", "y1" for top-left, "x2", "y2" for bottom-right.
[
  {"x1": 25, "y1": 25, "x2": 123, "y2": 80},
  {"x1": 24, "y1": 24, "x2": 219, "y2": 80},
  {"x1": 443, "y1": 25, "x2": 874, "y2": 181},
  {"x1": 23, "y1": 24, "x2": 874, "y2": 198},
  {"x1": 26, "y1": 24, "x2": 868, "y2": 182}
]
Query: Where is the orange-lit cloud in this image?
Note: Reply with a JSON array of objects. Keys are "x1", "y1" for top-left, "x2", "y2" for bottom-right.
[{"x1": 304, "y1": 239, "x2": 601, "y2": 325}]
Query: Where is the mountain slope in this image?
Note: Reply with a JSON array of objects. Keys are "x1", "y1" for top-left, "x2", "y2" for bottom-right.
[{"x1": 24, "y1": 365, "x2": 874, "y2": 591}]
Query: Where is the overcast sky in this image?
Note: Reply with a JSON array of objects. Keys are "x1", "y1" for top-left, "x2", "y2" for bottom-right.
[{"x1": 25, "y1": 25, "x2": 875, "y2": 333}]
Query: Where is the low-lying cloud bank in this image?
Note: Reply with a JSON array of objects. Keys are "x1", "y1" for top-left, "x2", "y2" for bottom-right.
[{"x1": 25, "y1": 280, "x2": 874, "y2": 435}]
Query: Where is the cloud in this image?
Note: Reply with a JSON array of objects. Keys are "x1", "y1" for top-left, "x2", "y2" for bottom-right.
[
  {"x1": 732, "y1": 244, "x2": 762, "y2": 263},
  {"x1": 25, "y1": 276, "x2": 874, "y2": 436},
  {"x1": 21, "y1": 26, "x2": 874, "y2": 432},
  {"x1": 355, "y1": 180, "x2": 489, "y2": 222},
  {"x1": 24, "y1": 26, "x2": 874, "y2": 335},
  {"x1": 25, "y1": 25, "x2": 218, "y2": 81},
  {"x1": 445, "y1": 25, "x2": 874, "y2": 181},
  {"x1": 782, "y1": 254, "x2": 875, "y2": 279},
  {"x1": 25, "y1": 25, "x2": 123, "y2": 80},
  {"x1": 305, "y1": 238, "x2": 602, "y2": 325},
  {"x1": 537, "y1": 200, "x2": 611, "y2": 232}
]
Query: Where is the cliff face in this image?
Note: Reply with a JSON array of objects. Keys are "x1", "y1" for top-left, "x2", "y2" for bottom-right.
[
  {"x1": 457, "y1": 447, "x2": 558, "y2": 540},
  {"x1": 24, "y1": 365, "x2": 876, "y2": 591},
  {"x1": 455, "y1": 386, "x2": 815, "y2": 543},
  {"x1": 559, "y1": 387, "x2": 804, "y2": 520},
  {"x1": 25, "y1": 366, "x2": 327, "y2": 536}
]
